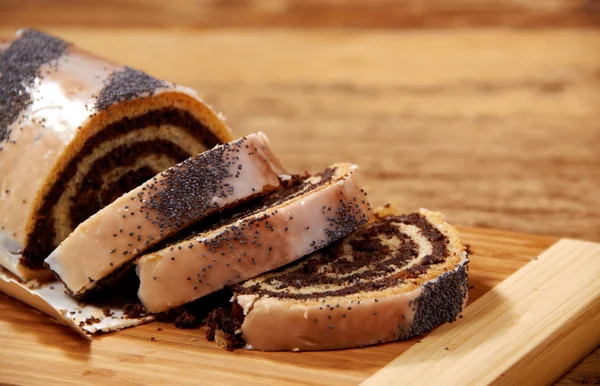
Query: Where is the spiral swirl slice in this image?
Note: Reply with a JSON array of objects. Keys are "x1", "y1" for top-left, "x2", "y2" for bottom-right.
[
  {"x1": 0, "y1": 29, "x2": 232, "y2": 281},
  {"x1": 232, "y1": 208, "x2": 468, "y2": 351}
]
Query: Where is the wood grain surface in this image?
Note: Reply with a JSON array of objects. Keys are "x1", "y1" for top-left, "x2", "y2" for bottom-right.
[
  {"x1": 363, "y1": 238, "x2": 600, "y2": 385},
  {"x1": 0, "y1": 227, "x2": 565, "y2": 385},
  {"x1": 0, "y1": 15, "x2": 599, "y2": 384},
  {"x1": 1, "y1": 0, "x2": 599, "y2": 28}
]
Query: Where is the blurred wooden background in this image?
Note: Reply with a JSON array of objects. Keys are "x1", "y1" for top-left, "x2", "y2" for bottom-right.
[
  {"x1": 1, "y1": 0, "x2": 599, "y2": 28},
  {"x1": 1, "y1": 0, "x2": 599, "y2": 384}
]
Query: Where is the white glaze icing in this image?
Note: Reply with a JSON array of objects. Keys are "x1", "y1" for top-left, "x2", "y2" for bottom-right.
[
  {"x1": 0, "y1": 32, "x2": 232, "y2": 281},
  {"x1": 238, "y1": 287, "x2": 423, "y2": 351},
  {"x1": 136, "y1": 164, "x2": 370, "y2": 313},
  {"x1": 0, "y1": 47, "x2": 120, "y2": 249},
  {"x1": 46, "y1": 133, "x2": 284, "y2": 295}
]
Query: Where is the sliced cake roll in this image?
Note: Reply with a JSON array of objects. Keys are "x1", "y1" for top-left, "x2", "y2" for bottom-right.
[
  {"x1": 46, "y1": 133, "x2": 284, "y2": 297},
  {"x1": 136, "y1": 163, "x2": 371, "y2": 313},
  {"x1": 0, "y1": 29, "x2": 232, "y2": 281},
  {"x1": 229, "y1": 208, "x2": 468, "y2": 351}
]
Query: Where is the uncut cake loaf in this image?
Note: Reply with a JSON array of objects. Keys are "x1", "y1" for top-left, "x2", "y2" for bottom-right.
[
  {"x1": 225, "y1": 207, "x2": 468, "y2": 351},
  {"x1": 0, "y1": 29, "x2": 232, "y2": 281},
  {"x1": 46, "y1": 133, "x2": 284, "y2": 297},
  {"x1": 136, "y1": 163, "x2": 371, "y2": 313}
]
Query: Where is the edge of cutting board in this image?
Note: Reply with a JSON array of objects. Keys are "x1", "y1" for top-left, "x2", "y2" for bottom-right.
[{"x1": 362, "y1": 238, "x2": 600, "y2": 386}]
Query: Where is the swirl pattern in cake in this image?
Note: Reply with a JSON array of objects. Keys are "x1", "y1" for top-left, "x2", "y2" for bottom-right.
[
  {"x1": 232, "y1": 208, "x2": 469, "y2": 351},
  {"x1": 0, "y1": 29, "x2": 232, "y2": 280}
]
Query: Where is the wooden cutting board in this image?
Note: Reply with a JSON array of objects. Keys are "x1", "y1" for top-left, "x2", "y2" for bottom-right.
[{"x1": 0, "y1": 226, "x2": 599, "y2": 385}]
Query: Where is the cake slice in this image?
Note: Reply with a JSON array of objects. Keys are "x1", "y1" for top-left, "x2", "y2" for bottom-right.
[
  {"x1": 136, "y1": 163, "x2": 371, "y2": 313},
  {"x1": 0, "y1": 29, "x2": 232, "y2": 281},
  {"x1": 227, "y1": 207, "x2": 468, "y2": 351},
  {"x1": 46, "y1": 133, "x2": 284, "y2": 297}
]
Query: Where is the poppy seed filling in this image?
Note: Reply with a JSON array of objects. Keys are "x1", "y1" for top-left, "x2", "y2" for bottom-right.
[{"x1": 234, "y1": 213, "x2": 453, "y2": 299}]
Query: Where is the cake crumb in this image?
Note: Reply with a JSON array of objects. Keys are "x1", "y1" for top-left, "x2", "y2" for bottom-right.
[
  {"x1": 84, "y1": 316, "x2": 101, "y2": 325},
  {"x1": 464, "y1": 244, "x2": 472, "y2": 255},
  {"x1": 205, "y1": 308, "x2": 244, "y2": 351},
  {"x1": 123, "y1": 303, "x2": 148, "y2": 318},
  {"x1": 174, "y1": 310, "x2": 201, "y2": 329}
]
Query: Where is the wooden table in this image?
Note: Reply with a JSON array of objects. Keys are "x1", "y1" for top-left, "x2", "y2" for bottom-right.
[{"x1": 0, "y1": 0, "x2": 599, "y2": 383}]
